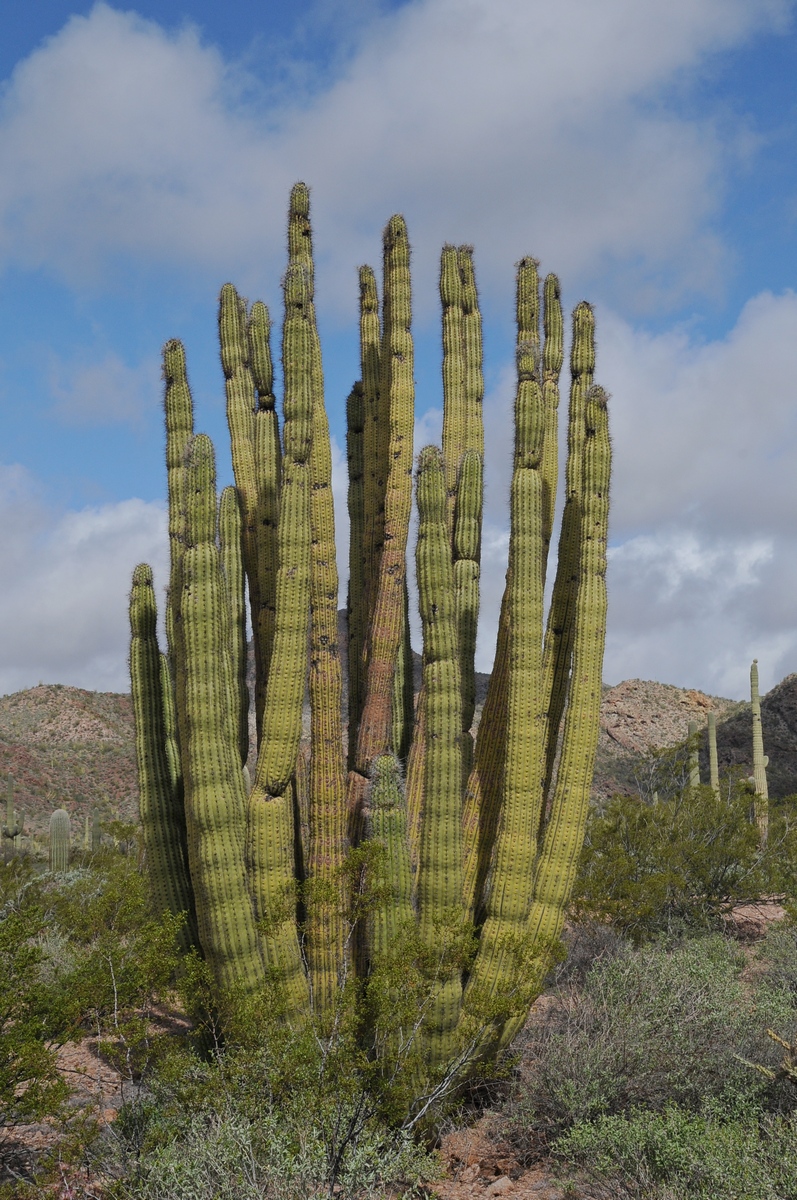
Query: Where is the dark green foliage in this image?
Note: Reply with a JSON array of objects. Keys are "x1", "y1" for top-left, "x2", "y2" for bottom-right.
[
  {"x1": 570, "y1": 778, "x2": 794, "y2": 941},
  {"x1": 555, "y1": 1105, "x2": 797, "y2": 1200},
  {"x1": 0, "y1": 861, "x2": 69, "y2": 1137}
]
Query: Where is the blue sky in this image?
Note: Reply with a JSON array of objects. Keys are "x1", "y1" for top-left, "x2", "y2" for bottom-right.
[{"x1": 1, "y1": 0, "x2": 797, "y2": 701}]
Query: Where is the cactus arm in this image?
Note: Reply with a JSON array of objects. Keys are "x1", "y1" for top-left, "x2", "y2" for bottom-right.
[
  {"x1": 248, "y1": 299, "x2": 281, "y2": 739},
  {"x1": 350, "y1": 216, "x2": 414, "y2": 814},
  {"x1": 523, "y1": 386, "x2": 611, "y2": 961},
  {"x1": 459, "y1": 246, "x2": 485, "y2": 464},
  {"x1": 541, "y1": 273, "x2": 563, "y2": 565},
  {"x1": 440, "y1": 244, "x2": 466, "y2": 536},
  {"x1": 541, "y1": 301, "x2": 595, "y2": 798},
  {"x1": 288, "y1": 182, "x2": 349, "y2": 1016},
  {"x1": 708, "y1": 711, "x2": 720, "y2": 796},
  {"x1": 247, "y1": 260, "x2": 314, "y2": 1017},
  {"x1": 219, "y1": 487, "x2": 249, "y2": 768},
  {"x1": 751, "y1": 659, "x2": 769, "y2": 843},
  {"x1": 159, "y1": 651, "x2": 182, "y2": 800},
  {"x1": 346, "y1": 381, "x2": 366, "y2": 770},
  {"x1": 465, "y1": 328, "x2": 547, "y2": 997},
  {"x1": 415, "y1": 445, "x2": 464, "y2": 1064},
  {"x1": 179, "y1": 436, "x2": 265, "y2": 996},
  {"x1": 254, "y1": 263, "x2": 313, "y2": 796},
  {"x1": 453, "y1": 448, "x2": 483, "y2": 749},
  {"x1": 130, "y1": 563, "x2": 198, "y2": 953},
  {"x1": 461, "y1": 584, "x2": 510, "y2": 923},
  {"x1": 368, "y1": 754, "x2": 415, "y2": 962},
  {"x1": 358, "y1": 264, "x2": 386, "y2": 628}
]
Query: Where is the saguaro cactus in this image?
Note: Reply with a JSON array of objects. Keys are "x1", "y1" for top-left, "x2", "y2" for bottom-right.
[
  {"x1": 49, "y1": 809, "x2": 70, "y2": 873},
  {"x1": 707, "y1": 711, "x2": 720, "y2": 797},
  {"x1": 131, "y1": 184, "x2": 611, "y2": 1107},
  {"x1": 750, "y1": 659, "x2": 769, "y2": 844}
]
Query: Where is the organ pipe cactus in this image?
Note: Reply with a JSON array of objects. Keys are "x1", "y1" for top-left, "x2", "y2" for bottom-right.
[
  {"x1": 751, "y1": 659, "x2": 769, "y2": 844},
  {"x1": 130, "y1": 183, "x2": 611, "y2": 1108},
  {"x1": 49, "y1": 809, "x2": 70, "y2": 873}
]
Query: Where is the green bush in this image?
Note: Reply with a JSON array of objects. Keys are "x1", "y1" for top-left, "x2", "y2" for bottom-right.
[
  {"x1": 554, "y1": 1104, "x2": 797, "y2": 1200},
  {"x1": 570, "y1": 781, "x2": 777, "y2": 941},
  {"x1": 505, "y1": 935, "x2": 797, "y2": 1151},
  {"x1": 104, "y1": 1039, "x2": 441, "y2": 1200}
]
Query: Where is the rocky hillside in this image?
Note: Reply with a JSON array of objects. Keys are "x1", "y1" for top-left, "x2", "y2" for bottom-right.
[
  {"x1": 0, "y1": 684, "x2": 137, "y2": 833},
  {"x1": 4, "y1": 664, "x2": 797, "y2": 836}
]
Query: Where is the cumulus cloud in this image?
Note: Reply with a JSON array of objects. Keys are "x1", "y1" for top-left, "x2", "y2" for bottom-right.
[
  {"x1": 0, "y1": 464, "x2": 168, "y2": 694},
  {"x1": 0, "y1": 0, "x2": 790, "y2": 311},
  {"x1": 48, "y1": 351, "x2": 160, "y2": 426}
]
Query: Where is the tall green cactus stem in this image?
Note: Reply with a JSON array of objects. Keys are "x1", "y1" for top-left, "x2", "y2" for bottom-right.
[
  {"x1": 219, "y1": 487, "x2": 249, "y2": 768},
  {"x1": 347, "y1": 381, "x2": 366, "y2": 767},
  {"x1": 368, "y1": 754, "x2": 414, "y2": 964},
  {"x1": 248, "y1": 299, "x2": 281, "y2": 737},
  {"x1": 49, "y1": 809, "x2": 71, "y2": 873},
  {"x1": 179, "y1": 435, "x2": 264, "y2": 996},
  {"x1": 519, "y1": 385, "x2": 610, "y2": 1005},
  {"x1": 688, "y1": 720, "x2": 700, "y2": 789},
  {"x1": 358, "y1": 266, "x2": 385, "y2": 641},
  {"x1": 751, "y1": 659, "x2": 769, "y2": 844},
  {"x1": 129, "y1": 563, "x2": 198, "y2": 953},
  {"x1": 466, "y1": 298, "x2": 546, "y2": 998},
  {"x1": 440, "y1": 245, "x2": 466, "y2": 535},
  {"x1": 453, "y1": 448, "x2": 482, "y2": 741},
  {"x1": 541, "y1": 301, "x2": 595, "y2": 798},
  {"x1": 415, "y1": 446, "x2": 464, "y2": 1064},
  {"x1": 219, "y1": 283, "x2": 258, "y2": 752},
  {"x1": 163, "y1": 338, "x2": 194, "y2": 663},
  {"x1": 459, "y1": 247, "x2": 484, "y2": 464},
  {"x1": 159, "y1": 651, "x2": 181, "y2": 799},
  {"x1": 350, "y1": 216, "x2": 414, "y2": 824},
  {"x1": 541, "y1": 274, "x2": 563, "y2": 558},
  {"x1": 247, "y1": 262, "x2": 314, "y2": 1016},
  {"x1": 289, "y1": 182, "x2": 348, "y2": 1015},
  {"x1": 708, "y1": 711, "x2": 720, "y2": 797}
]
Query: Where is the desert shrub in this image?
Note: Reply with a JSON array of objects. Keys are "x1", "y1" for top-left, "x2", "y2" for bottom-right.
[
  {"x1": 570, "y1": 781, "x2": 775, "y2": 941},
  {"x1": 505, "y1": 935, "x2": 797, "y2": 1154},
  {"x1": 103, "y1": 1035, "x2": 441, "y2": 1200},
  {"x1": 554, "y1": 1104, "x2": 797, "y2": 1200}
]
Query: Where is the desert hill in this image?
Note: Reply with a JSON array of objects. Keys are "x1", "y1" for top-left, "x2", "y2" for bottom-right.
[{"x1": 4, "y1": 663, "x2": 797, "y2": 834}]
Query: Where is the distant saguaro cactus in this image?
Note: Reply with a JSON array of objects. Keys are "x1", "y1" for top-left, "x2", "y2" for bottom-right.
[
  {"x1": 750, "y1": 659, "x2": 769, "y2": 844},
  {"x1": 49, "y1": 809, "x2": 71, "y2": 872}
]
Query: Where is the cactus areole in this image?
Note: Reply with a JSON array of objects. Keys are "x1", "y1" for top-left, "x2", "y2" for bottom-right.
[{"x1": 130, "y1": 184, "x2": 611, "y2": 1111}]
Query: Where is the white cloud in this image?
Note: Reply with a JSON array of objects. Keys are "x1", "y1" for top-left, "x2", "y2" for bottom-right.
[
  {"x1": 48, "y1": 351, "x2": 160, "y2": 426},
  {"x1": 600, "y1": 291, "x2": 797, "y2": 539},
  {"x1": 0, "y1": 464, "x2": 168, "y2": 694},
  {"x1": 0, "y1": 0, "x2": 790, "y2": 312},
  {"x1": 604, "y1": 529, "x2": 797, "y2": 697}
]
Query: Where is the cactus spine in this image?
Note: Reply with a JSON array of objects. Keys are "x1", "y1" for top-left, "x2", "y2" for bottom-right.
[
  {"x1": 49, "y1": 809, "x2": 70, "y2": 873},
  {"x1": 131, "y1": 184, "x2": 611, "y2": 1103},
  {"x1": 750, "y1": 659, "x2": 769, "y2": 844}
]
